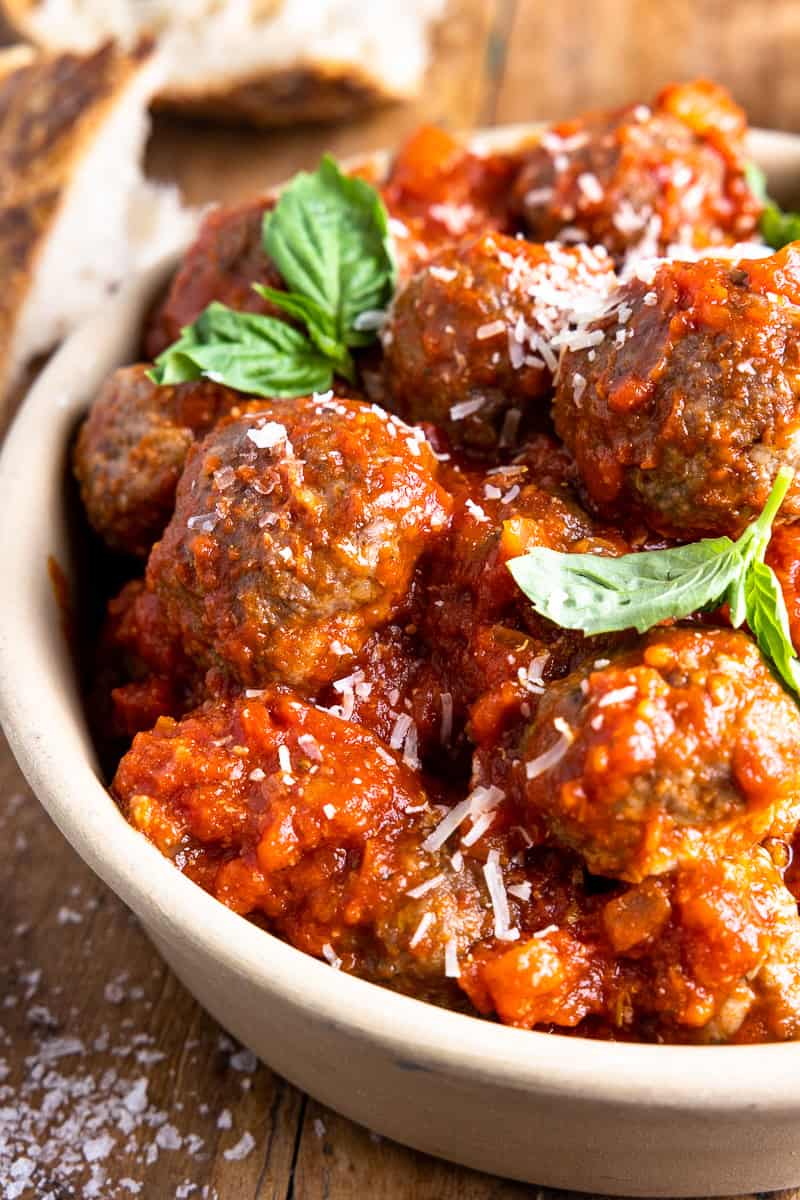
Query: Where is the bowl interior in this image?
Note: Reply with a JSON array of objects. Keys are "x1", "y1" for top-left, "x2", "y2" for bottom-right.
[{"x1": 2, "y1": 124, "x2": 800, "y2": 1124}]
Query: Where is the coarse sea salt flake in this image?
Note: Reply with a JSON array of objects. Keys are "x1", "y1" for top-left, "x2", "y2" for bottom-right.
[
  {"x1": 247, "y1": 422, "x2": 287, "y2": 450},
  {"x1": 298, "y1": 732, "x2": 322, "y2": 760},
  {"x1": 465, "y1": 499, "x2": 489, "y2": 523},
  {"x1": 224, "y1": 1132, "x2": 256, "y2": 1161}
]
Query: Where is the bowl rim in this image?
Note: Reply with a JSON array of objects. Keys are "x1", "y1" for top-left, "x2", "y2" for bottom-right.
[{"x1": 4, "y1": 122, "x2": 800, "y2": 1115}]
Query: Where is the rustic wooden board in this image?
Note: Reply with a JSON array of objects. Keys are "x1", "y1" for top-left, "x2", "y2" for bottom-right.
[{"x1": 5, "y1": 0, "x2": 800, "y2": 1194}]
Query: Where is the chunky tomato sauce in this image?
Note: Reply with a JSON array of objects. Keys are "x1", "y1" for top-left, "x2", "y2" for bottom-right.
[{"x1": 75, "y1": 79, "x2": 800, "y2": 1043}]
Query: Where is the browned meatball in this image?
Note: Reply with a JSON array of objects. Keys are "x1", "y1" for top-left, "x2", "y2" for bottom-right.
[
  {"x1": 147, "y1": 394, "x2": 451, "y2": 692},
  {"x1": 381, "y1": 124, "x2": 520, "y2": 280},
  {"x1": 114, "y1": 690, "x2": 490, "y2": 1000},
  {"x1": 554, "y1": 245, "x2": 800, "y2": 538},
  {"x1": 382, "y1": 233, "x2": 615, "y2": 451},
  {"x1": 512, "y1": 80, "x2": 759, "y2": 258},
  {"x1": 74, "y1": 365, "x2": 242, "y2": 557},
  {"x1": 144, "y1": 197, "x2": 282, "y2": 359},
  {"x1": 512, "y1": 626, "x2": 800, "y2": 883}
]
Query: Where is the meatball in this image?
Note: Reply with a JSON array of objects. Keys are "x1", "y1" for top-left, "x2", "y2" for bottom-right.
[
  {"x1": 467, "y1": 842, "x2": 800, "y2": 1041},
  {"x1": 603, "y1": 848, "x2": 800, "y2": 1041},
  {"x1": 144, "y1": 197, "x2": 282, "y2": 359},
  {"x1": 114, "y1": 691, "x2": 491, "y2": 999},
  {"x1": 93, "y1": 579, "x2": 204, "y2": 739},
  {"x1": 512, "y1": 80, "x2": 759, "y2": 258},
  {"x1": 147, "y1": 394, "x2": 451, "y2": 692},
  {"x1": 74, "y1": 365, "x2": 242, "y2": 556},
  {"x1": 382, "y1": 124, "x2": 520, "y2": 280},
  {"x1": 514, "y1": 626, "x2": 800, "y2": 882},
  {"x1": 383, "y1": 233, "x2": 615, "y2": 451},
  {"x1": 554, "y1": 245, "x2": 800, "y2": 538},
  {"x1": 419, "y1": 450, "x2": 627, "y2": 744}
]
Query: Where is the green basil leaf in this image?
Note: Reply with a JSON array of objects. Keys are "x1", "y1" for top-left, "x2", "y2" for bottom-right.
[
  {"x1": 507, "y1": 538, "x2": 740, "y2": 636},
  {"x1": 263, "y1": 154, "x2": 396, "y2": 349},
  {"x1": 745, "y1": 160, "x2": 800, "y2": 250},
  {"x1": 761, "y1": 204, "x2": 800, "y2": 251},
  {"x1": 508, "y1": 468, "x2": 794, "y2": 637},
  {"x1": 252, "y1": 283, "x2": 355, "y2": 381},
  {"x1": 149, "y1": 301, "x2": 333, "y2": 398},
  {"x1": 745, "y1": 161, "x2": 769, "y2": 206},
  {"x1": 744, "y1": 559, "x2": 800, "y2": 697}
]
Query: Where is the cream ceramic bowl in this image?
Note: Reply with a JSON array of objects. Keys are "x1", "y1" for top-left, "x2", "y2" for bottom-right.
[{"x1": 3, "y1": 126, "x2": 800, "y2": 1198}]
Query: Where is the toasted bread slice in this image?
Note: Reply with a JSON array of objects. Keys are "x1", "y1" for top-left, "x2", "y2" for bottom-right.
[
  {"x1": 0, "y1": 39, "x2": 195, "y2": 411},
  {"x1": 1, "y1": 0, "x2": 446, "y2": 127}
]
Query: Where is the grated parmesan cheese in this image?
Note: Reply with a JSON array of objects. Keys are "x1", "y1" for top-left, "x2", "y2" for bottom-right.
[
  {"x1": 525, "y1": 733, "x2": 571, "y2": 780},
  {"x1": 450, "y1": 396, "x2": 485, "y2": 421},
  {"x1": 406, "y1": 873, "x2": 445, "y2": 899},
  {"x1": 444, "y1": 938, "x2": 461, "y2": 978},
  {"x1": 482, "y1": 850, "x2": 518, "y2": 942},
  {"x1": 409, "y1": 912, "x2": 435, "y2": 948},
  {"x1": 476, "y1": 319, "x2": 507, "y2": 340},
  {"x1": 597, "y1": 685, "x2": 638, "y2": 708},
  {"x1": 322, "y1": 943, "x2": 342, "y2": 969}
]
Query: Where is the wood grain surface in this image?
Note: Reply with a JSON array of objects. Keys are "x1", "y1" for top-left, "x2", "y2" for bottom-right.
[{"x1": 4, "y1": 1, "x2": 800, "y2": 1196}]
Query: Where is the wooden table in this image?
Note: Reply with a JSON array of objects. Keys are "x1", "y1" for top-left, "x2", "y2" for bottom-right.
[{"x1": 5, "y1": 2, "x2": 800, "y2": 1195}]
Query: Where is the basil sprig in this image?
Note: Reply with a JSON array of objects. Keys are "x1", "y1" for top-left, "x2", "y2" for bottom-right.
[
  {"x1": 148, "y1": 303, "x2": 333, "y2": 397},
  {"x1": 150, "y1": 155, "x2": 396, "y2": 398},
  {"x1": 746, "y1": 162, "x2": 800, "y2": 250},
  {"x1": 507, "y1": 466, "x2": 800, "y2": 697}
]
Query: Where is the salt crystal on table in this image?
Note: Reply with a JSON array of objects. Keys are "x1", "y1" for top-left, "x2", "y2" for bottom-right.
[
  {"x1": 229, "y1": 1047, "x2": 258, "y2": 1073},
  {"x1": 217, "y1": 1107, "x2": 233, "y2": 1129},
  {"x1": 57, "y1": 906, "x2": 83, "y2": 924},
  {"x1": 122, "y1": 1076, "x2": 149, "y2": 1113},
  {"x1": 223, "y1": 1131, "x2": 256, "y2": 1161},
  {"x1": 83, "y1": 1133, "x2": 115, "y2": 1162},
  {"x1": 156, "y1": 1122, "x2": 183, "y2": 1150}
]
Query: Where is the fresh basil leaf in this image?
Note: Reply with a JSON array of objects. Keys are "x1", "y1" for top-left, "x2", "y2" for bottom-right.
[
  {"x1": 508, "y1": 468, "x2": 795, "y2": 637},
  {"x1": 724, "y1": 467, "x2": 793, "y2": 623},
  {"x1": 507, "y1": 538, "x2": 741, "y2": 636},
  {"x1": 745, "y1": 559, "x2": 800, "y2": 697},
  {"x1": 263, "y1": 154, "x2": 396, "y2": 349},
  {"x1": 252, "y1": 283, "x2": 355, "y2": 381},
  {"x1": 745, "y1": 161, "x2": 769, "y2": 206},
  {"x1": 149, "y1": 301, "x2": 333, "y2": 398},
  {"x1": 745, "y1": 160, "x2": 800, "y2": 250},
  {"x1": 761, "y1": 205, "x2": 800, "y2": 251}
]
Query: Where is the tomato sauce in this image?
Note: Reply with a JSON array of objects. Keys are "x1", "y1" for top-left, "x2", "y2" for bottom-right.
[{"x1": 76, "y1": 79, "x2": 800, "y2": 1043}]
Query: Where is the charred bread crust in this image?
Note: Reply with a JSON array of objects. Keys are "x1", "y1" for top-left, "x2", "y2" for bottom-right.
[
  {"x1": 0, "y1": 0, "x2": 423, "y2": 126},
  {"x1": 154, "y1": 58, "x2": 402, "y2": 126},
  {"x1": 0, "y1": 39, "x2": 152, "y2": 399}
]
